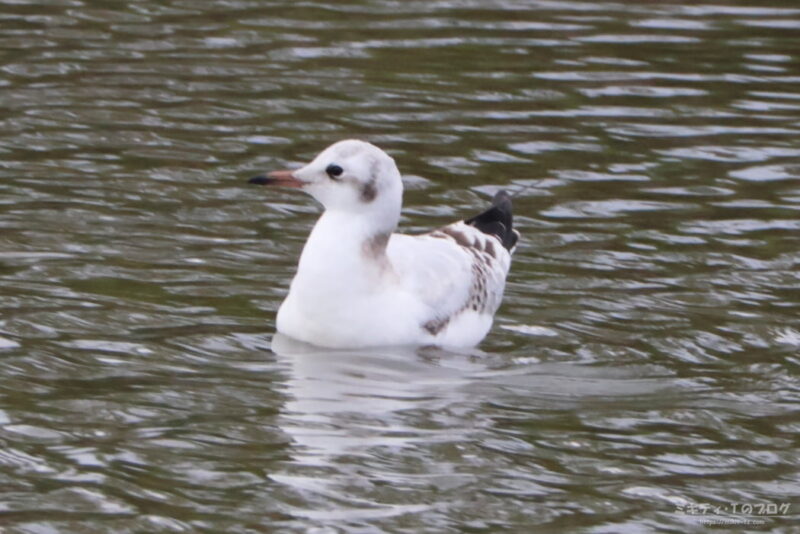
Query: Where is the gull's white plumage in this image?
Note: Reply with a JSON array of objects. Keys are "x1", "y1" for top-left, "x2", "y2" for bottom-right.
[{"x1": 250, "y1": 139, "x2": 519, "y2": 349}]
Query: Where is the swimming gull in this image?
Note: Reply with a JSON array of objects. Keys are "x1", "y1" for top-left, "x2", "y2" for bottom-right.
[{"x1": 248, "y1": 139, "x2": 519, "y2": 348}]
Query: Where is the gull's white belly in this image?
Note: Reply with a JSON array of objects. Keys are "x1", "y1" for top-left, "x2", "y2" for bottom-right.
[
  {"x1": 276, "y1": 286, "x2": 426, "y2": 348},
  {"x1": 275, "y1": 287, "x2": 495, "y2": 349}
]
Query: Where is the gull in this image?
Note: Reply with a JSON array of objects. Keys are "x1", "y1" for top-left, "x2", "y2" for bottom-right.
[{"x1": 248, "y1": 139, "x2": 519, "y2": 349}]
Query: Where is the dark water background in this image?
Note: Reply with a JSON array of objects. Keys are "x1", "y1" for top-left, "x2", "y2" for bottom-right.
[{"x1": 1, "y1": 1, "x2": 800, "y2": 532}]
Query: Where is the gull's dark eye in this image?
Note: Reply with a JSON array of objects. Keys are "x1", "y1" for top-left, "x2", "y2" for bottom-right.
[{"x1": 325, "y1": 163, "x2": 343, "y2": 179}]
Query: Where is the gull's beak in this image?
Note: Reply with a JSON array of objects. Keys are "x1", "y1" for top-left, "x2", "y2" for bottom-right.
[{"x1": 248, "y1": 170, "x2": 304, "y2": 188}]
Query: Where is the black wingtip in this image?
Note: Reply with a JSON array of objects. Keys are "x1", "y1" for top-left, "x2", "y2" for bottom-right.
[
  {"x1": 465, "y1": 190, "x2": 518, "y2": 251},
  {"x1": 493, "y1": 189, "x2": 512, "y2": 203}
]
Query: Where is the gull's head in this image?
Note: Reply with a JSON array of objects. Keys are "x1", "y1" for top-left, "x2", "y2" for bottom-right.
[{"x1": 249, "y1": 139, "x2": 403, "y2": 214}]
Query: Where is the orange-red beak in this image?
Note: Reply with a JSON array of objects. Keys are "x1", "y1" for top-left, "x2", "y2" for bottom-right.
[{"x1": 248, "y1": 170, "x2": 304, "y2": 188}]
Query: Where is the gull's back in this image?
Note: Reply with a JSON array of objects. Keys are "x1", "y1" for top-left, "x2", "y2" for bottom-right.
[{"x1": 388, "y1": 192, "x2": 518, "y2": 346}]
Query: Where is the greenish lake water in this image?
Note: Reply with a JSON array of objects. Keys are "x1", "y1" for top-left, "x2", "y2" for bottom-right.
[{"x1": 1, "y1": 1, "x2": 799, "y2": 532}]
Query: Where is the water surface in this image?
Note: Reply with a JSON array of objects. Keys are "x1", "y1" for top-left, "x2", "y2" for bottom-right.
[{"x1": 1, "y1": 1, "x2": 800, "y2": 532}]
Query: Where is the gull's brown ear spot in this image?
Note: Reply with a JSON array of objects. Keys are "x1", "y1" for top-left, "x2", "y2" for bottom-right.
[
  {"x1": 360, "y1": 158, "x2": 380, "y2": 203},
  {"x1": 361, "y1": 180, "x2": 377, "y2": 202}
]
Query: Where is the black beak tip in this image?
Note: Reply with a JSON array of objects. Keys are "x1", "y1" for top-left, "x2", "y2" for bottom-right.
[{"x1": 248, "y1": 175, "x2": 270, "y2": 185}]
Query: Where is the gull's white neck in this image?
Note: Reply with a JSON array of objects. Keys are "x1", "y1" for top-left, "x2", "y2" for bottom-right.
[{"x1": 295, "y1": 207, "x2": 398, "y2": 292}]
